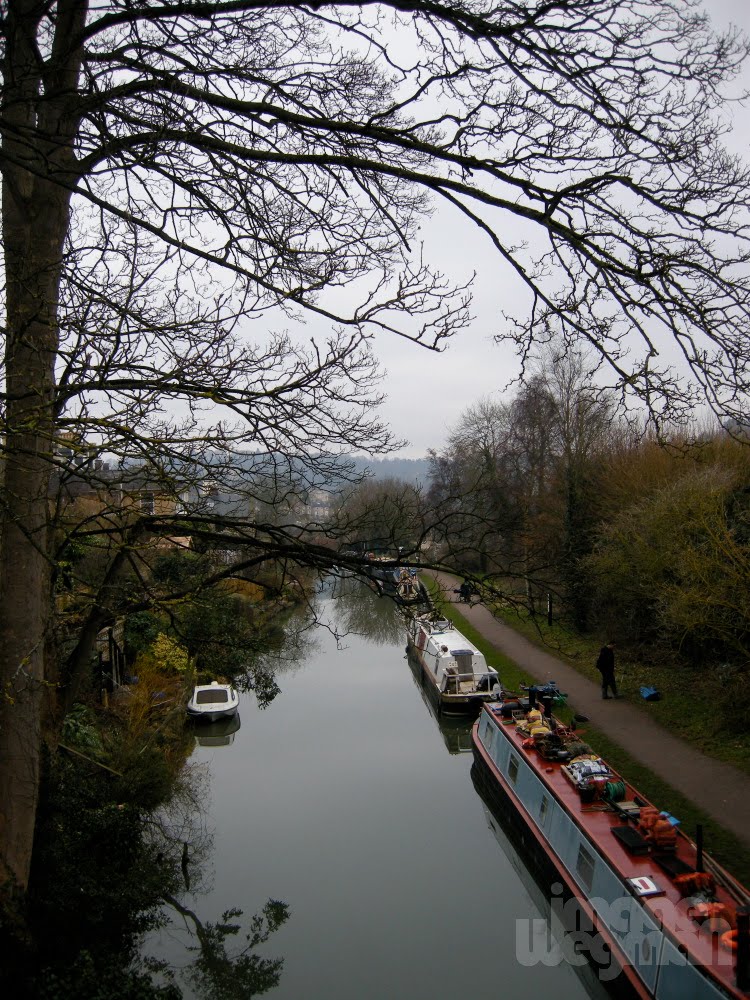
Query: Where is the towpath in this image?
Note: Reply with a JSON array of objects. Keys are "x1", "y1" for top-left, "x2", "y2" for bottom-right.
[{"x1": 431, "y1": 571, "x2": 750, "y2": 851}]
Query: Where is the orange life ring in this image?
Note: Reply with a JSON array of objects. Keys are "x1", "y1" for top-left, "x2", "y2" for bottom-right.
[{"x1": 720, "y1": 930, "x2": 737, "y2": 952}]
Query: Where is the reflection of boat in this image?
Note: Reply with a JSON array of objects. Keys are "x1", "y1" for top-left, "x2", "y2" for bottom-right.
[
  {"x1": 193, "y1": 713, "x2": 241, "y2": 747},
  {"x1": 472, "y1": 703, "x2": 750, "y2": 1000},
  {"x1": 406, "y1": 650, "x2": 473, "y2": 753},
  {"x1": 406, "y1": 612, "x2": 502, "y2": 714},
  {"x1": 187, "y1": 681, "x2": 239, "y2": 722},
  {"x1": 470, "y1": 763, "x2": 610, "y2": 1000}
]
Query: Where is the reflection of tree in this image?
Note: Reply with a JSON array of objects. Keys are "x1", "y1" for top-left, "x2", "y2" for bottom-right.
[
  {"x1": 4, "y1": 751, "x2": 290, "y2": 1000},
  {"x1": 252, "y1": 603, "x2": 321, "y2": 683},
  {"x1": 163, "y1": 896, "x2": 289, "y2": 1000},
  {"x1": 147, "y1": 764, "x2": 290, "y2": 999},
  {"x1": 145, "y1": 762, "x2": 213, "y2": 897},
  {"x1": 330, "y1": 578, "x2": 404, "y2": 646}
]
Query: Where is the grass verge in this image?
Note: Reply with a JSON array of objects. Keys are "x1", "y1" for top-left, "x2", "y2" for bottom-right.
[{"x1": 493, "y1": 604, "x2": 750, "y2": 774}]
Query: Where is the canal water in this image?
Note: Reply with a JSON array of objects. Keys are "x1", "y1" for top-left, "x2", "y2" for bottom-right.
[{"x1": 145, "y1": 580, "x2": 609, "y2": 999}]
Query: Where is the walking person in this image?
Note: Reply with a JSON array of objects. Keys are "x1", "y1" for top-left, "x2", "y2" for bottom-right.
[{"x1": 596, "y1": 641, "x2": 619, "y2": 699}]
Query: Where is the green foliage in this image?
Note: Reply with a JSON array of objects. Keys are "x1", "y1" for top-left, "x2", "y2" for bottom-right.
[
  {"x1": 177, "y1": 592, "x2": 255, "y2": 674},
  {"x1": 172, "y1": 590, "x2": 282, "y2": 706},
  {"x1": 125, "y1": 612, "x2": 165, "y2": 657},
  {"x1": 113, "y1": 744, "x2": 181, "y2": 810},
  {"x1": 61, "y1": 703, "x2": 105, "y2": 758},
  {"x1": 560, "y1": 466, "x2": 601, "y2": 631},
  {"x1": 718, "y1": 668, "x2": 750, "y2": 733},
  {"x1": 123, "y1": 552, "x2": 286, "y2": 706},
  {"x1": 150, "y1": 633, "x2": 190, "y2": 674},
  {"x1": 586, "y1": 461, "x2": 750, "y2": 662},
  {"x1": 36, "y1": 952, "x2": 181, "y2": 1000},
  {"x1": 152, "y1": 552, "x2": 205, "y2": 589},
  {"x1": 0, "y1": 756, "x2": 183, "y2": 999}
]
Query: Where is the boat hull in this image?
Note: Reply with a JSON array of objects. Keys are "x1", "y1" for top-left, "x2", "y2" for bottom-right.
[
  {"x1": 471, "y1": 707, "x2": 745, "y2": 1000},
  {"x1": 470, "y1": 750, "x2": 644, "y2": 998},
  {"x1": 186, "y1": 704, "x2": 239, "y2": 723}
]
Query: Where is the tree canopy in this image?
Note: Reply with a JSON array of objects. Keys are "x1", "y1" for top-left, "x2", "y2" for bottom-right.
[{"x1": 3, "y1": 0, "x2": 750, "y2": 892}]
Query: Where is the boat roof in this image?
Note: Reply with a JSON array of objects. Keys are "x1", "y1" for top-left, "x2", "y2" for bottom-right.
[
  {"x1": 414, "y1": 615, "x2": 464, "y2": 639},
  {"x1": 422, "y1": 624, "x2": 484, "y2": 657},
  {"x1": 477, "y1": 703, "x2": 750, "y2": 999}
]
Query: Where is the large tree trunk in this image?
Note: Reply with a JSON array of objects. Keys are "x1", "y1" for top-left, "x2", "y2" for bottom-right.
[
  {"x1": 0, "y1": 182, "x2": 66, "y2": 891},
  {"x1": 0, "y1": 0, "x2": 85, "y2": 892}
]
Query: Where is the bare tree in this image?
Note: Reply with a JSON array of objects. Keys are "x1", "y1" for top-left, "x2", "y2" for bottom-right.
[
  {"x1": 528, "y1": 345, "x2": 618, "y2": 626},
  {"x1": 3, "y1": 0, "x2": 750, "y2": 893},
  {"x1": 428, "y1": 397, "x2": 519, "y2": 572},
  {"x1": 333, "y1": 475, "x2": 424, "y2": 554},
  {"x1": 427, "y1": 347, "x2": 619, "y2": 614}
]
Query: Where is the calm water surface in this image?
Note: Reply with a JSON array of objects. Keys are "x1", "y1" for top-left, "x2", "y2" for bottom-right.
[{"x1": 146, "y1": 582, "x2": 608, "y2": 1000}]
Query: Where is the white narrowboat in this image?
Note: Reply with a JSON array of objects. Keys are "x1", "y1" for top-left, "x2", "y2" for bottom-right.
[{"x1": 406, "y1": 613, "x2": 502, "y2": 714}]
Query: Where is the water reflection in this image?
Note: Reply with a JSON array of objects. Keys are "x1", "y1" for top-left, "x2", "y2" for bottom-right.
[
  {"x1": 160, "y1": 894, "x2": 289, "y2": 999},
  {"x1": 140, "y1": 586, "x2": 600, "y2": 1000},
  {"x1": 470, "y1": 762, "x2": 611, "y2": 1000},
  {"x1": 192, "y1": 713, "x2": 242, "y2": 747},
  {"x1": 328, "y1": 575, "x2": 406, "y2": 645},
  {"x1": 243, "y1": 603, "x2": 319, "y2": 689},
  {"x1": 145, "y1": 762, "x2": 290, "y2": 998},
  {"x1": 9, "y1": 750, "x2": 289, "y2": 1000},
  {"x1": 406, "y1": 648, "x2": 474, "y2": 754}
]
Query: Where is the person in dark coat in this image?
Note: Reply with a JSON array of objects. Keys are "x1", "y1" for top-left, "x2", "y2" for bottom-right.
[{"x1": 596, "y1": 642, "x2": 618, "y2": 699}]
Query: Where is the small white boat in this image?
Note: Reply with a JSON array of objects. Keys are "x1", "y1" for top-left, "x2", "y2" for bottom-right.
[{"x1": 186, "y1": 681, "x2": 239, "y2": 722}]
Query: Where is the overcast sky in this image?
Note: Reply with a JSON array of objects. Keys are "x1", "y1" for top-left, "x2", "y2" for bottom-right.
[{"x1": 355, "y1": 0, "x2": 750, "y2": 461}]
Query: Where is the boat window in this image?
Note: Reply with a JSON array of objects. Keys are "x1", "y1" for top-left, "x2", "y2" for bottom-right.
[
  {"x1": 508, "y1": 755, "x2": 519, "y2": 784},
  {"x1": 576, "y1": 844, "x2": 595, "y2": 891},
  {"x1": 539, "y1": 795, "x2": 549, "y2": 826},
  {"x1": 196, "y1": 689, "x2": 229, "y2": 704},
  {"x1": 482, "y1": 720, "x2": 494, "y2": 749}
]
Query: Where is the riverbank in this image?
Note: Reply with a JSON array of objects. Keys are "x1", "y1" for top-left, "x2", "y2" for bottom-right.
[{"x1": 428, "y1": 572, "x2": 750, "y2": 882}]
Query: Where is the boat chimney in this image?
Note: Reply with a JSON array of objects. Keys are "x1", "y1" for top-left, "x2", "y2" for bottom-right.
[
  {"x1": 695, "y1": 824, "x2": 703, "y2": 873},
  {"x1": 541, "y1": 694, "x2": 553, "y2": 719},
  {"x1": 736, "y1": 906, "x2": 750, "y2": 991},
  {"x1": 528, "y1": 686, "x2": 537, "y2": 709}
]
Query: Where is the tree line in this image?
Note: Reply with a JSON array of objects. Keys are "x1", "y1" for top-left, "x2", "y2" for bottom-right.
[{"x1": 424, "y1": 346, "x2": 750, "y2": 675}]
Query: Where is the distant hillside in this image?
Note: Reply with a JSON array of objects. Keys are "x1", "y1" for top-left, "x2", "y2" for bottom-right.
[
  {"x1": 169, "y1": 449, "x2": 432, "y2": 488},
  {"x1": 349, "y1": 455, "x2": 431, "y2": 485}
]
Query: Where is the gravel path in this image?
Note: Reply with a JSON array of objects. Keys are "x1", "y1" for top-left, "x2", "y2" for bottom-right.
[{"x1": 431, "y1": 571, "x2": 750, "y2": 851}]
